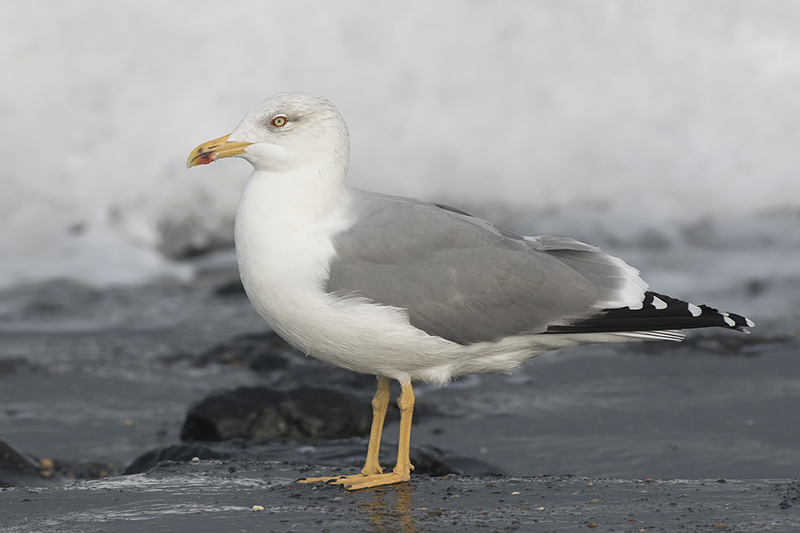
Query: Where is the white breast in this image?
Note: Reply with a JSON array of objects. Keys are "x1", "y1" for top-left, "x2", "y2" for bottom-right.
[{"x1": 234, "y1": 168, "x2": 347, "y2": 348}]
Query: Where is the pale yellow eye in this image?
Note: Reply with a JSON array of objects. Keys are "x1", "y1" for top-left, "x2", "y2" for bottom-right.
[{"x1": 271, "y1": 115, "x2": 287, "y2": 127}]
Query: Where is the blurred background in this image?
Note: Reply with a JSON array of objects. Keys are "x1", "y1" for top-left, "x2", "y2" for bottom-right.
[
  {"x1": 1, "y1": 1, "x2": 799, "y2": 330},
  {"x1": 1, "y1": 2, "x2": 799, "y2": 492}
]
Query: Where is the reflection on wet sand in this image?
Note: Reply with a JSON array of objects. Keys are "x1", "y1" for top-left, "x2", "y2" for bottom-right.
[{"x1": 357, "y1": 483, "x2": 419, "y2": 533}]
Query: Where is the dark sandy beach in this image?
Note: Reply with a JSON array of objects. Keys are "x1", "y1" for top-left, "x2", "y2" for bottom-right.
[
  {"x1": 4, "y1": 460, "x2": 798, "y2": 532},
  {"x1": 1, "y1": 257, "x2": 798, "y2": 531}
]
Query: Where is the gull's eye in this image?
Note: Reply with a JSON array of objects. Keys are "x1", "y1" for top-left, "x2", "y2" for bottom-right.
[{"x1": 271, "y1": 115, "x2": 288, "y2": 127}]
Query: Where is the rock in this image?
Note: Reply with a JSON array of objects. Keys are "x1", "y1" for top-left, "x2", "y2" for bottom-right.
[
  {"x1": 124, "y1": 444, "x2": 227, "y2": 475},
  {"x1": 165, "y1": 332, "x2": 381, "y2": 392},
  {"x1": 180, "y1": 386, "x2": 373, "y2": 442},
  {"x1": 0, "y1": 357, "x2": 42, "y2": 375},
  {"x1": 124, "y1": 439, "x2": 502, "y2": 478},
  {"x1": 190, "y1": 332, "x2": 296, "y2": 370},
  {"x1": 213, "y1": 278, "x2": 247, "y2": 297},
  {"x1": 0, "y1": 439, "x2": 45, "y2": 487},
  {"x1": 409, "y1": 445, "x2": 504, "y2": 477},
  {"x1": 51, "y1": 459, "x2": 114, "y2": 481},
  {"x1": 0, "y1": 438, "x2": 115, "y2": 487}
]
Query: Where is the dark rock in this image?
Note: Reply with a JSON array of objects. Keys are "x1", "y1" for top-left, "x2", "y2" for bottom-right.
[
  {"x1": 158, "y1": 331, "x2": 289, "y2": 368},
  {"x1": 0, "y1": 439, "x2": 45, "y2": 487},
  {"x1": 124, "y1": 444, "x2": 227, "y2": 475},
  {"x1": 165, "y1": 332, "x2": 379, "y2": 391},
  {"x1": 124, "y1": 439, "x2": 501, "y2": 479},
  {"x1": 409, "y1": 445, "x2": 504, "y2": 477},
  {"x1": 192, "y1": 331, "x2": 297, "y2": 369},
  {"x1": 180, "y1": 386, "x2": 373, "y2": 442},
  {"x1": 52, "y1": 459, "x2": 115, "y2": 481},
  {"x1": 0, "y1": 357, "x2": 43, "y2": 375},
  {"x1": 165, "y1": 333, "x2": 443, "y2": 434},
  {"x1": 0, "y1": 438, "x2": 115, "y2": 487},
  {"x1": 213, "y1": 278, "x2": 247, "y2": 297},
  {"x1": 249, "y1": 352, "x2": 291, "y2": 372}
]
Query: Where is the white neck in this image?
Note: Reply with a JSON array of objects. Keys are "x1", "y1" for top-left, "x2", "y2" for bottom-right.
[{"x1": 233, "y1": 164, "x2": 353, "y2": 347}]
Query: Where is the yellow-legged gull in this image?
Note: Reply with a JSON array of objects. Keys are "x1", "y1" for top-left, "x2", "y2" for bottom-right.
[{"x1": 187, "y1": 92, "x2": 753, "y2": 490}]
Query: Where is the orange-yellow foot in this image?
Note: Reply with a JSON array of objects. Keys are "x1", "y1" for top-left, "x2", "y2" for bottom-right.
[
  {"x1": 331, "y1": 470, "x2": 411, "y2": 491},
  {"x1": 297, "y1": 464, "x2": 384, "y2": 486}
]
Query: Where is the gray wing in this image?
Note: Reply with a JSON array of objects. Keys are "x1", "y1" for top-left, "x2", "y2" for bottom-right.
[{"x1": 326, "y1": 190, "x2": 647, "y2": 345}]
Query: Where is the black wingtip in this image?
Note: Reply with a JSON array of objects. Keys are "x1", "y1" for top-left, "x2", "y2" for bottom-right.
[{"x1": 546, "y1": 292, "x2": 754, "y2": 336}]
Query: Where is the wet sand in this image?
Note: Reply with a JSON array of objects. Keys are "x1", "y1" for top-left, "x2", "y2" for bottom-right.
[{"x1": 3, "y1": 460, "x2": 798, "y2": 532}]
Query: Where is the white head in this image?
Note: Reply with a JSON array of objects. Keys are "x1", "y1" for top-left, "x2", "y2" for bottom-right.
[{"x1": 188, "y1": 92, "x2": 350, "y2": 175}]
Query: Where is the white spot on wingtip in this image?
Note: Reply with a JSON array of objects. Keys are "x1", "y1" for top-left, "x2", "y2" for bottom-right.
[
  {"x1": 723, "y1": 315, "x2": 736, "y2": 327},
  {"x1": 651, "y1": 296, "x2": 668, "y2": 310},
  {"x1": 688, "y1": 303, "x2": 702, "y2": 317},
  {"x1": 745, "y1": 318, "x2": 755, "y2": 327}
]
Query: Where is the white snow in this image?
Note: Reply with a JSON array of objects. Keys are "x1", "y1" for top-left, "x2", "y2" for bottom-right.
[{"x1": 2, "y1": 2, "x2": 799, "y2": 288}]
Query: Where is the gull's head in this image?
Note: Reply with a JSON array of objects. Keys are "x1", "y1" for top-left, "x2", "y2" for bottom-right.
[{"x1": 187, "y1": 92, "x2": 350, "y2": 173}]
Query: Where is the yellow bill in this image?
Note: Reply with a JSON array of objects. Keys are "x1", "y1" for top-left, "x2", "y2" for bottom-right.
[{"x1": 187, "y1": 134, "x2": 252, "y2": 168}]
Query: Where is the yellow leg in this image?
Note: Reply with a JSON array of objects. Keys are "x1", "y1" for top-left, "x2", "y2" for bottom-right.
[
  {"x1": 334, "y1": 381, "x2": 415, "y2": 491},
  {"x1": 298, "y1": 376, "x2": 391, "y2": 484},
  {"x1": 360, "y1": 376, "x2": 390, "y2": 475},
  {"x1": 393, "y1": 381, "x2": 415, "y2": 476}
]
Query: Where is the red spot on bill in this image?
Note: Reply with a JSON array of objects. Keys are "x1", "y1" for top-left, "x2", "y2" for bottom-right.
[{"x1": 194, "y1": 153, "x2": 218, "y2": 166}]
